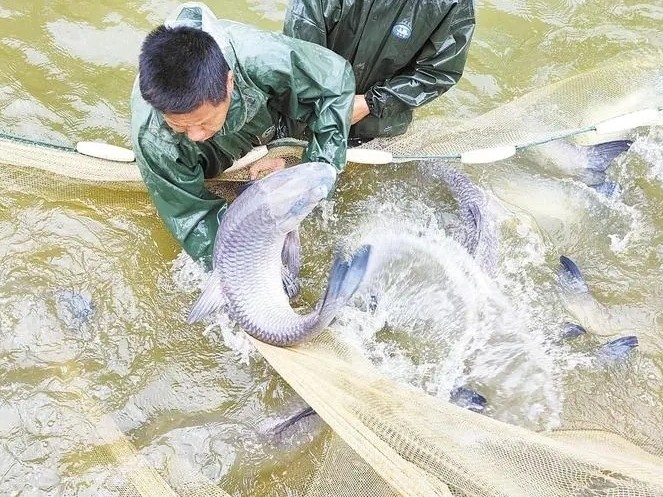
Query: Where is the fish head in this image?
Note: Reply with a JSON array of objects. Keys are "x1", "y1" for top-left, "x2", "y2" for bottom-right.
[{"x1": 260, "y1": 162, "x2": 337, "y2": 232}]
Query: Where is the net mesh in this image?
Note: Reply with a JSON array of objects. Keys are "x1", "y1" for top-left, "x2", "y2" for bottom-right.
[
  {"x1": 365, "y1": 50, "x2": 663, "y2": 158},
  {"x1": 2, "y1": 53, "x2": 662, "y2": 496}
]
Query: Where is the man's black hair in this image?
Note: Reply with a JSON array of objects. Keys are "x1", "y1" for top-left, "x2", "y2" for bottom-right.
[{"x1": 139, "y1": 25, "x2": 230, "y2": 114}]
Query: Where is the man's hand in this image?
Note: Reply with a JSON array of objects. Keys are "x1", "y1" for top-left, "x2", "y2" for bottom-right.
[
  {"x1": 248, "y1": 157, "x2": 286, "y2": 180},
  {"x1": 351, "y1": 94, "x2": 370, "y2": 125}
]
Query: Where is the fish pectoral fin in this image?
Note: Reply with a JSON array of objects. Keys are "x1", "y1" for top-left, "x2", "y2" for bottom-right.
[
  {"x1": 281, "y1": 229, "x2": 302, "y2": 299},
  {"x1": 187, "y1": 272, "x2": 224, "y2": 324},
  {"x1": 281, "y1": 229, "x2": 302, "y2": 279},
  {"x1": 281, "y1": 264, "x2": 301, "y2": 299}
]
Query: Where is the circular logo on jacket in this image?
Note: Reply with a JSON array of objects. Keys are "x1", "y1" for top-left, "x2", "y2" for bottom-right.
[{"x1": 391, "y1": 23, "x2": 412, "y2": 40}]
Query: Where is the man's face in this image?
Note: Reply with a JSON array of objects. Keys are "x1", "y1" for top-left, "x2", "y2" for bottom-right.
[{"x1": 163, "y1": 71, "x2": 233, "y2": 142}]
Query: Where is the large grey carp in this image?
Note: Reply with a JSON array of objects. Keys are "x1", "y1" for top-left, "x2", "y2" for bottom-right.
[{"x1": 187, "y1": 162, "x2": 372, "y2": 346}]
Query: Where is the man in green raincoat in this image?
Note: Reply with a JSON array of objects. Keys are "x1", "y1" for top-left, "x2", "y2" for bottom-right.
[
  {"x1": 131, "y1": 3, "x2": 354, "y2": 265},
  {"x1": 284, "y1": 0, "x2": 475, "y2": 143}
]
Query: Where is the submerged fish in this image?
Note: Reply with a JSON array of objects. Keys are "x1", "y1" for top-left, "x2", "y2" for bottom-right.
[
  {"x1": 558, "y1": 256, "x2": 638, "y2": 363},
  {"x1": 187, "y1": 162, "x2": 372, "y2": 346},
  {"x1": 54, "y1": 289, "x2": 95, "y2": 330},
  {"x1": 425, "y1": 162, "x2": 498, "y2": 276},
  {"x1": 449, "y1": 386, "x2": 488, "y2": 414}
]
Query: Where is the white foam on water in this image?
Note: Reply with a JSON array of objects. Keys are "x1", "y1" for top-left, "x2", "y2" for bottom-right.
[
  {"x1": 331, "y1": 198, "x2": 566, "y2": 430},
  {"x1": 170, "y1": 252, "x2": 256, "y2": 364},
  {"x1": 633, "y1": 127, "x2": 663, "y2": 183}
]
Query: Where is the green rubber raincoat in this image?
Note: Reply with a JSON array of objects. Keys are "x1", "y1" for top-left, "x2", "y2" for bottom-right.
[
  {"x1": 131, "y1": 2, "x2": 354, "y2": 265},
  {"x1": 284, "y1": 0, "x2": 475, "y2": 139}
]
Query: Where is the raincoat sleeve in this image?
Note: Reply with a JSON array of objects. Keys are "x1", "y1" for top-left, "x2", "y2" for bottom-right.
[
  {"x1": 365, "y1": 6, "x2": 475, "y2": 118},
  {"x1": 283, "y1": 0, "x2": 342, "y2": 47},
  {"x1": 248, "y1": 34, "x2": 354, "y2": 171},
  {"x1": 131, "y1": 108, "x2": 229, "y2": 265}
]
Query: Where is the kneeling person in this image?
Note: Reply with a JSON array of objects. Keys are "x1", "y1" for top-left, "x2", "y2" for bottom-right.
[{"x1": 131, "y1": 2, "x2": 354, "y2": 266}]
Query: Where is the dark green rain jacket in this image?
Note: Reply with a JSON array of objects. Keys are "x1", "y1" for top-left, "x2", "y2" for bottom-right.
[
  {"x1": 284, "y1": 0, "x2": 475, "y2": 139},
  {"x1": 131, "y1": 2, "x2": 354, "y2": 265}
]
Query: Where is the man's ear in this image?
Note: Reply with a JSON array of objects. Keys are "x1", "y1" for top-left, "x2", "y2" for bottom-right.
[{"x1": 226, "y1": 70, "x2": 234, "y2": 97}]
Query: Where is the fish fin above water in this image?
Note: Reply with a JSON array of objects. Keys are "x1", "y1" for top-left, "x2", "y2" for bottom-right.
[
  {"x1": 561, "y1": 321, "x2": 587, "y2": 339},
  {"x1": 317, "y1": 244, "x2": 372, "y2": 327},
  {"x1": 281, "y1": 229, "x2": 302, "y2": 299},
  {"x1": 594, "y1": 335, "x2": 638, "y2": 364},
  {"x1": 187, "y1": 272, "x2": 224, "y2": 324},
  {"x1": 449, "y1": 386, "x2": 488, "y2": 414},
  {"x1": 559, "y1": 255, "x2": 590, "y2": 293},
  {"x1": 282, "y1": 229, "x2": 302, "y2": 276},
  {"x1": 271, "y1": 406, "x2": 317, "y2": 435},
  {"x1": 582, "y1": 140, "x2": 633, "y2": 172}
]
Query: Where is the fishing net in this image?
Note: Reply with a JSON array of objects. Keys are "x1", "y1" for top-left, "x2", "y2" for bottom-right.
[{"x1": 1, "y1": 52, "x2": 663, "y2": 496}]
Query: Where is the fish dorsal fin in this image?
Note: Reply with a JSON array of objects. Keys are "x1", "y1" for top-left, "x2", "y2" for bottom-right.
[{"x1": 187, "y1": 271, "x2": 224, "y2": 324}]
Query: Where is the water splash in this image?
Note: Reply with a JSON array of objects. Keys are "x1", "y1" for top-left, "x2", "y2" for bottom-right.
[{"x1": 333, "y1": 213, "x2": 564, "y2": 430}]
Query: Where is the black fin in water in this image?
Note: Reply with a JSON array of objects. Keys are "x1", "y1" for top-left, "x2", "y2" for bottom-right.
[
  {"x1": 272, "y1": 406, "x2": 317, "y2": 435},
  {"x1": 187, "y1": 272, "x2": 224, "y2": 324},
  {"x1": 317, "y1": 245, "x2": 372, "y2": 326},
  {"x1": 595, "y1": 335, "x2": 638, "y2": 364},
  {"x1": 582, "y1": 140, "x2": 633, "y2": 172},
  {"x1": 558, "y1": 255, "x2": 589, "y2": 293},
  {"x1": 450, "y1": 386, "x2": 488, "y2": 414},
  {"x1": 561, "y1": 321, "x2": 587, "y2": 339}
]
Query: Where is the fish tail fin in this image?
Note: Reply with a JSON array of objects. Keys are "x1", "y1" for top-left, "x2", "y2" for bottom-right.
[
  {"x1": 187, "y1": 272, "x2": 224, "y2": 324},
  {"x1": 583, "y1": 140, "x2": 633, "y2": 172},
  {"x1": 559, "y1": 255, "x2": 589, "y2": 293},
  {"x1": 595, "y1": 335, "x2": 638, "y2": 363},
  {"x1": 317, "y1": 244, "x2": 372, "y2": 327}
]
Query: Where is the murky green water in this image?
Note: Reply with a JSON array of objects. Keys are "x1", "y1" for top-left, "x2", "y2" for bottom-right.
[{"x1": 1, "y1": 1, "x2": 663, "y2": 496}]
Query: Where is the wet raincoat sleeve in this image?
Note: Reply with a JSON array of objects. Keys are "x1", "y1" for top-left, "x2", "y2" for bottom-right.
[
  {"x1": 283, "y1": 0, "x2": 342, "y2": 48},
  {"x1": 365, "y1": 8, "x2": 475, "y2": 118},
  {"x1": 131, "y1": 101, "x2": 228, "y2": 264},
  {"x1": 245, "y1": 33, "x2": 354, "y2": 171}
]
